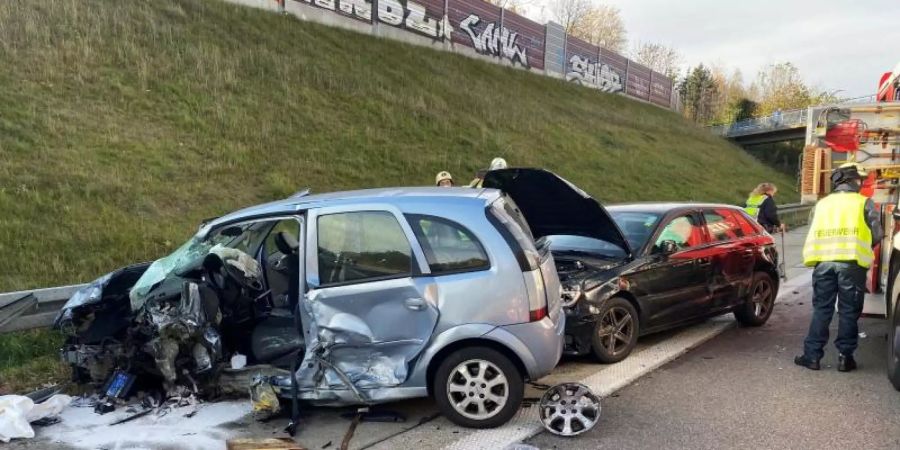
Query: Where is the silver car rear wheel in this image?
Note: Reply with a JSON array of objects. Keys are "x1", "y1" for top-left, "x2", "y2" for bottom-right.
[
  {"x1": 446, "y1": 359, "x2": 509, "y2": 420},
  {"x1": 539, "y1": 382, "x2": 601, "y2": 436}
]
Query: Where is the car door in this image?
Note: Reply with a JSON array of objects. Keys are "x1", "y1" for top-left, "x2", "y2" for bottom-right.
[
  {"x1": 635, "y1": 211, "x2": 712, "y2": 329},
  {"x1": 702, "y1": 208, "x2": 755, "y2": 311},
  {"x1": 299, "y1": 206, "x2": 440, "y2": 391}
]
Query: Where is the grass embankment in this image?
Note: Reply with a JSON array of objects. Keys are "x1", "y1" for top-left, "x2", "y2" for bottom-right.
[{"x1": 0, "y1": 0, "x2": 798, "y2": 393}]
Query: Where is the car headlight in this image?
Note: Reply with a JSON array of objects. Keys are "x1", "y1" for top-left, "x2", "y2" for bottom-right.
[
  {"x1": 62, "y1": 272, "x2": 113, "y2": 310},
  {"x1": 561, "y1": 284, "x2": 583, "y2": 308}
]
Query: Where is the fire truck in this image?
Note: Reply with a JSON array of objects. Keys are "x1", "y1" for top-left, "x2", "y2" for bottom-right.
[
  {"x1": 799, "y1": 67, "x2": 900, "y2": 388},
  {"x1": 877, "y1": 62, "x2": 900, "y2": 103}
]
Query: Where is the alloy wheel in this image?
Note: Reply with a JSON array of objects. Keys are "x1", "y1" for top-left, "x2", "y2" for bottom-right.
[
  {"x1": 446, "y1": 359, "x2": 509, "y2": 420},
  {"x1": 539, "y1": 382, "x2": 601, "y2": 436},
  {"x1": 597, "y1": 306, "x2": 634, "y2": 356},
  {"x1": 751, "y1": 277, "x2": 775, "y2": 318}
]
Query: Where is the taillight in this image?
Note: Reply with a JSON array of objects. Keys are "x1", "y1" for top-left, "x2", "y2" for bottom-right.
[
  {"x1": 524, "y1": 264, "x2": 550, "y2": 322},
  {"x1": 529, "y1": 306, "x2": 548, "y2": 322}
]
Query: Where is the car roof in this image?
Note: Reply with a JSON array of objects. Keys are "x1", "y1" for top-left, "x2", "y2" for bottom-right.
[
  {"x1": 205, "y1": 187, "x2": 497, "y2": 229},
  {"x1": 607, "y1": 202, "x2": 743, "y2": 215}
]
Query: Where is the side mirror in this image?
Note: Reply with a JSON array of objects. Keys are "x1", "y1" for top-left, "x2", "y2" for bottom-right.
[
  {"x1": 659, "y1": 240, "x2": 679, "y2": 255},
  {"x1": 892, "y1": 208, "x2": 900, "y2": 222}
]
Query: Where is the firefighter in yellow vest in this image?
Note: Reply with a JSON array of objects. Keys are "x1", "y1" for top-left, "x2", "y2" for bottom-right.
[
  {"x1": 744, "y1": 182, "x2": 784, "y2": 232},
  {"x1": 795, "y1": 163, "x2": 883, "y2": 372}
]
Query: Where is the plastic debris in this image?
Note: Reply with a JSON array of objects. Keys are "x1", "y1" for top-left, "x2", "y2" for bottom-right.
[
  {"x1": 0, "y1": 394, "x2": 72, "y2": 442},
  {"x1": 231, "y1": 353, "x2": 248, "y2": 370},
  {"x1": 249, "y1": 376, "x2": 280, "y2": 420}
]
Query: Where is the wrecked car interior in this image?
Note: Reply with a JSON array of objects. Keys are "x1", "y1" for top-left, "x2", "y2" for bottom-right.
[{"x1": 55, "y1": 218, "x2": 306, "y2": 404}]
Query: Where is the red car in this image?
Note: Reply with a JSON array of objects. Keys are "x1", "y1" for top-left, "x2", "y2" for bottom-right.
[{"x1": 549, "y1": 203, "x2": 780, "y2": 363}]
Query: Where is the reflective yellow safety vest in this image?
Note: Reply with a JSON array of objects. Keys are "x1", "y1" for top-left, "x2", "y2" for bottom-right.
[
  {"x1": 744, "y1": 194, "x2": 767, "y2": 219},
  {"x1": 802, "y1": 193, "x2": 874, "y2": 268}
]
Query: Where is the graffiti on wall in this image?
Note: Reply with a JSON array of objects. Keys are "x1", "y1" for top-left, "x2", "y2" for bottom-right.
[
  {"x1": 376, "y1": 0, "x2": 450, "y2": 38},
  {"x1": 293, "y1": 0, "x2": 450, "y2": 39},
  {"x1": 458, "y1": 14, "x2": 528, "y2": 67},
  {"x1": 278, "y1": 0, "x2": 673, "y2": 107},
  {"x1": 565, "y1": 55, "x2": 623, "y2": 93}
]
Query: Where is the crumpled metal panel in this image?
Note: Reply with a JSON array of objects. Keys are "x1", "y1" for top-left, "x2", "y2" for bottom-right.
[{"x1": 295, "y1": 277, "x2": 439, "y2": 399}]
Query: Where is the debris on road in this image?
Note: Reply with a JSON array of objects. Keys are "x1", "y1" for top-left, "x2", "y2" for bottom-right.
[
  {"x1": 0, "y1": 394, "x2": 72, "y2": 442},
  {"x1": 226, "y1": 437, "x2": 307, "y2": 450},
  {"x1": 538, "y1": 383, "x2": 600, "y2": 437},
  {"x1": 249, "y1": 376, "x2": 281, "y2": 420},
  {"x1": 41, "y1": 399, "x2": 250, "y2": 449},
  {"x1": 109, "y1": 407, "x2": 153, "y2": 425},
  {"x1": 340, "y1": 410, "x2": 363, "y2": 450}
]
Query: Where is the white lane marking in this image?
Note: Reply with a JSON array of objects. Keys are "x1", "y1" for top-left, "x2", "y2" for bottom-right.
[{"x1": 441, "y1": 318, "x2": 735, "y2": 450}]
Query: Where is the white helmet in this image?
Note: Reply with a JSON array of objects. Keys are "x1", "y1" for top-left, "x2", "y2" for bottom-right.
[{"x1": 489, "y1": 157, "x2": 508, "y2": 170}]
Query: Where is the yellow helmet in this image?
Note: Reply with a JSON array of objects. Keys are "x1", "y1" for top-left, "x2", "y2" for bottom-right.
[{"x1": 435, "y1": 171, "x2": 453, "y2": 185}]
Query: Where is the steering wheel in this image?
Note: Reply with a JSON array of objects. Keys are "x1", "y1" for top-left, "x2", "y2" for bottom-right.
[
  {"x1": 202, "y1": 253, "x2": 264, "y2": 292},
  {"x1": 202, "y1": 253, "x2": 228, "y2": 293}
]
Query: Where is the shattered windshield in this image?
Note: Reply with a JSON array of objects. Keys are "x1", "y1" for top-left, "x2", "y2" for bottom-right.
[{"x1": 129, "y1": 221, "x2": 271, "y2": 311}]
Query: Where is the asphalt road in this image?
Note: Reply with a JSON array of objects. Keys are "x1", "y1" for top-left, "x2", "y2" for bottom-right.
[{"x1": 526, "y1": 279, "x2": 900, "y2": 449}]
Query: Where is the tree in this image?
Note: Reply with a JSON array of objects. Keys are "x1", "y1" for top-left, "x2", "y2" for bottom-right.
[
  {"x1": 550, "y1": 0, "x2": 592, "y2": 34},
  {"x1": 753, "y1": 62, "x2": 835, "y2": 115},
  {"x1": 710, "y1": 66, "x2": 752, "y2": 124},
  {"x1": 552, "y1": 1, "x2": 627, "y2": 53},
  {"x1": 678, "y1": 64, "x2": 718, "y2": 124},
  {"x1": 631, "y1": 41, "x2": 681, "y2": 79}
]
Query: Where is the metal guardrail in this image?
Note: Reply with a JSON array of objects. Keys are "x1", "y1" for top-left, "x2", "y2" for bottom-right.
[
  {"x1": 0, "y1": 204, "x2": 815, "y2": 335},
  {"x1": 0, "y1": 283, "x2": 86, "y2": 333},
  {"x1": 776, "y1": 203, "x2": 813, "y2": 228}
]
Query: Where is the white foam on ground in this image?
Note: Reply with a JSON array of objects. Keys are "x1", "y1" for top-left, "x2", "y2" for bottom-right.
[{"x1": 38, "y1": 400, "x2": 250, "y2": 450}]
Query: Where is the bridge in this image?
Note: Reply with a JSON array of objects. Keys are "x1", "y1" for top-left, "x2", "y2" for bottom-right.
[{"x1": 709, "y1": 95, "x2": 877, "y2": 146}]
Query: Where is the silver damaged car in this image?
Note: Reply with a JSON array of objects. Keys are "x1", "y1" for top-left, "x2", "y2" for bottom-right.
[{"x1": 54, "y1": 170, "x2": 585, "y2": 428}]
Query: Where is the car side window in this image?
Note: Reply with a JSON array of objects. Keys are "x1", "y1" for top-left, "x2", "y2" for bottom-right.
[
  {"x1": 317, "y1": 211, "x2": 412, "y2": 286},
  {"x1": 733, "y1": 210, "x2": 763, "y2": 235},
  {"x1": 704, "y1": 210, "x2": 745, "y2": 242},
  {"x1": 407, "y1": 215, "x2": 490, "y2": 274},
  {"x1": 654, "y1": 214, "x2": 703, "y2": 251}
]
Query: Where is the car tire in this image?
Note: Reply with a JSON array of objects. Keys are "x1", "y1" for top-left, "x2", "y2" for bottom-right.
[
  {"x1": 433, "y1": 347, "x2": 524, "y2": 428},
  {"x1": 734, "y1": 271, "x2": 776, "y2": 326},
  {"x1": 590, "y1": 297, "x2": 639, "y2": 364},
  {"x1": 888, "y1": 272, "x2": 900, "y2": 391}
]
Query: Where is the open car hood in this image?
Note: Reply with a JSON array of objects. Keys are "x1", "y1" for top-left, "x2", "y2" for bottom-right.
[{"x1": 483, "y1": 168, "x2": 631, "y2": 256}]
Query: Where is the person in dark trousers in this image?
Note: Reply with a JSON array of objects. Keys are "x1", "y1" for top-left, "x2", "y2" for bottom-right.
[
  {"x1": 744, "y1": 183, "x2": 784, "y2": 232},
  {"x1": 795, "y1": 163, "x2": 883, "y2": 372}
]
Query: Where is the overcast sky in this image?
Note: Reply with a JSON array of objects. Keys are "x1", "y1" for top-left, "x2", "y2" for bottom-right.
[{"x1": 523, "y1": 0, "x2": 900, "y2": 97}]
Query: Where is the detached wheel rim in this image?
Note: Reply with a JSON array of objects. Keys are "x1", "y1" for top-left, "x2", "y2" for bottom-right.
[
  {"x1": 597, "y1": 306, "x2": 634, "y2": 356},
  {"x1": 751, "y1": 278, "x2": 774, "y2": 318},
  {"x1": 539, "y1": 382, "x2": 601, "y2": 436},
  {"x1": 446, "y1": 359, "x2": 508, "y2": 421}
]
